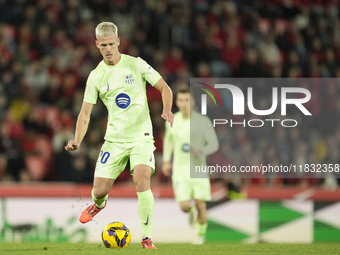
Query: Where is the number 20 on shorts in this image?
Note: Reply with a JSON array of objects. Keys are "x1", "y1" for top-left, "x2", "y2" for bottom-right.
[{"x1": 98, "y1": 150, "x2": 110, "y2": 164}]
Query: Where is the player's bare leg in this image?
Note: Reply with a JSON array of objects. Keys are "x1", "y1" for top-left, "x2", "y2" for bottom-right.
[
  {"x1": 133, "y1": 164, "x2": 157, "y2": 249},
  {"x1": 193, "y1": 200, "x2": 208, "y2": 245},
  {"x1": 195, "y1": 200, "x2": 207, "y2": 224},
  {"x1": 179, "y1": 200, "x2": 197, "y2": 226},
  {"x1": 93, "y1": 177, "x2": 115, "y2": 200},
  {"x1": 179, "y1": 201, "x2": 191, "y2": 212},
  {"x1": 133, "y1": 164, "x2": 152, "y2": 192},
  {"x1": 79, "y1": 177, "x2": 115, "y2": 223}
]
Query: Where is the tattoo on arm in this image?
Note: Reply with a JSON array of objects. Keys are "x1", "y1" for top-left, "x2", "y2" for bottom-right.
[{"x1": 84, "y1": 120, "x2": 87, "y2": 125}]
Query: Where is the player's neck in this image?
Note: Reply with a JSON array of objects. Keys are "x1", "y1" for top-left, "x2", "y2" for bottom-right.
[
  {"x1": 181, "y1": 111, "x2": 190, "y2": 119},
  {"x1": 104, "y1": 52, "x2": 121, "y2": 66}
]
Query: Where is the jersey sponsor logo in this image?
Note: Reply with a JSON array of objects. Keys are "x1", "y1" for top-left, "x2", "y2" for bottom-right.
[
  {"x1": 115, "y1": 93, "x2": 131, "y2": 109},
  {"x1": 181, "y1": 143, "x2": 190, "y2": 153},
  {"x1": 149, "y1": 155, "x2": 152, "y2": 162},
  {"x1": 125, "y1": 74, "x2": 134, "y2": 84}
]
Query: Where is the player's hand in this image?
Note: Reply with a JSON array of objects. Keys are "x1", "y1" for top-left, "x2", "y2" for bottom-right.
[
  {"x1": 65, "y1": 140, "x2": 80, "y2": 151},
  {"x1": 191, "y1": 148, "x2": 203, "y2": 157},
  {"x1": 161, "y1": 111, "x2": 174, "y2": 128},
  {"x1": 162, "y1": 161, "x2": 172, "y2": 176}
]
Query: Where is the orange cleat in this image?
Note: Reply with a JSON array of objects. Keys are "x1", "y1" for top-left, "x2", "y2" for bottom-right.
[
  {"x1": 79, "y1": 202, "x2": 107, "y2": 223},
  {"x1": 141, "y1": 238, "x2": 157, "y2": 249}
]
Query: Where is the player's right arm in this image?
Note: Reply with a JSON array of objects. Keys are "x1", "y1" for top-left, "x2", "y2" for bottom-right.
[
  {"x1": 65, "y1": 102, "x2": 94, "y2": 151},
  {"x1": 162, "y1": 122, "x2": 174, "y2": 176},
  {"x1": 66, "y1": 71, "x2": 98, "y2": 151}
]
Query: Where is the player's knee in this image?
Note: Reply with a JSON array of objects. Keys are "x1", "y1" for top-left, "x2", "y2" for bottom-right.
[
  {"x1": 93, "y1": 188, "x2": 108, "y2": 199},
  {"x1": 134, "y1": 179, "x2": 149, "y2": 192},
  {"x1": 180, "y1": 203, "x2": 191, "y2": 212},
  {"x1": 133, "y1": 167, "x2": 151, "y2": 192}
]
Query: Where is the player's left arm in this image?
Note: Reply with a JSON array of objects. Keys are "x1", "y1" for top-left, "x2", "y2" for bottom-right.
[
  {"x1": 191, "y1": 117, "x2": 219, "y2": 157},
  {"x1": 202, "y1": 117, "x2": 219, "y2": 155},
  {"x1": 162, "y1": 122, "x2": 174, "y2": 176},
  {"x1": 138, "y1": 57, "x2": 174, "y2": 126},
  {"x1": 154, "y1": 78, "x2": 174, "y2": 127}
]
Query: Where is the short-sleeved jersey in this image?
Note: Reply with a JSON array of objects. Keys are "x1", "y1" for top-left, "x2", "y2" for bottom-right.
[
  {"x1": 163, "y1": 111, "x2": 219, "y2": 180},
  {"x1": 84, "y1": 54, "x2": 162, "y2": 142}
]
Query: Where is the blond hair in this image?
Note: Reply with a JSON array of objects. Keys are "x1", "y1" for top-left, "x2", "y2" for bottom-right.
[{"x1": 95, "y1": 22, "x2": 118, "y2": 39}]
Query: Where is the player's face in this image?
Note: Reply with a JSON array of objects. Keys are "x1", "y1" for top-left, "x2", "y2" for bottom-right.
[
  {"x1": 96, "y1": 33, "x2": 120, "y2": 64},
  {"x1": 176, "y1": 93, "x2": 191, "y2": 113}
]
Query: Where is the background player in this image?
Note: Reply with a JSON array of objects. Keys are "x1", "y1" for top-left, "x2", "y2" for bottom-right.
[
  {"x1": 65, "y1": 22, "x2": 174, "y2": 249},
  {"x1": 162, "y1": 87, "x2": 218, "y2": 244}
]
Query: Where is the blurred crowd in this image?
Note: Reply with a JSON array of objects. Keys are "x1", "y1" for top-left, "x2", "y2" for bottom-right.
[{"x1": 0, "y1": 0, "x2": 339, "y2": 187}]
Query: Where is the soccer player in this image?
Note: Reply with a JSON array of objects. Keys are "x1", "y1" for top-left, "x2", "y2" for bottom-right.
[
  {"x1": 65, "y1": 22, "x2": 174, "y2": 249},
  {"x1": 162, "y1": 87, "x2": 219, "y2": 244}
]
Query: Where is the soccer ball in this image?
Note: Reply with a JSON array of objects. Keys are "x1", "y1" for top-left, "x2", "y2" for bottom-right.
[{"x1": 101, "y1": 222, "x2": 131, "y2": 248}]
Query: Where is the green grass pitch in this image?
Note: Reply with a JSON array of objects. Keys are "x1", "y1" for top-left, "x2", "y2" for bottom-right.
[{"x1": 1, "y1": 243, "x2": 340, "y2": 255}]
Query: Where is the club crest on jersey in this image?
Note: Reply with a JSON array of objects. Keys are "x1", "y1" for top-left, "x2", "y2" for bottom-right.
[
  {"x1": 116, "y1": 93, "x2": 131, "y2": 109},
  {"x1": 125, "y1": 74, "x2": 134, "y2": 84}
]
